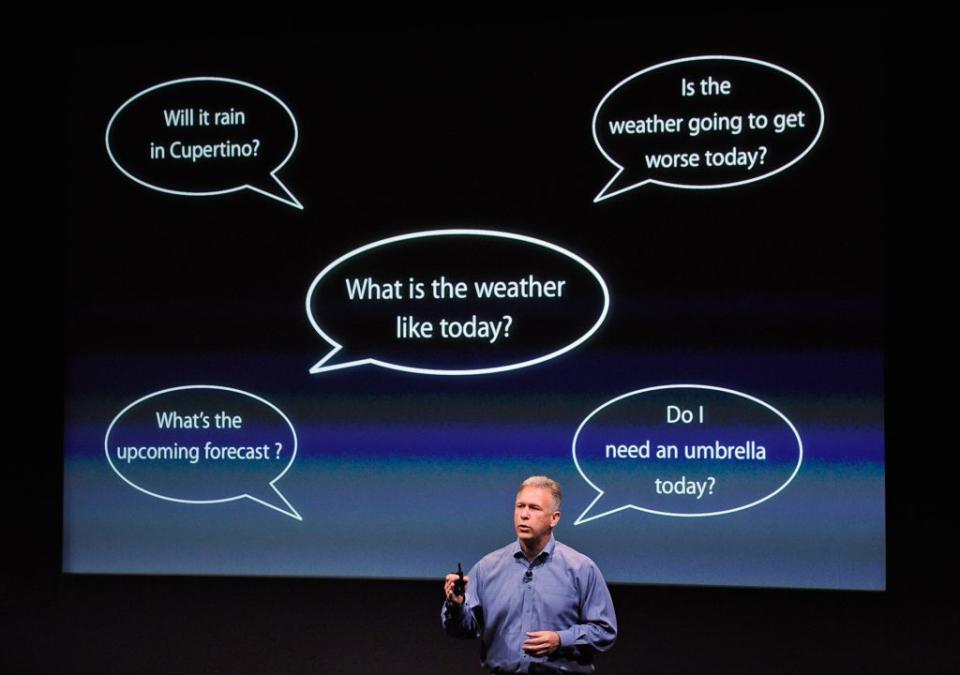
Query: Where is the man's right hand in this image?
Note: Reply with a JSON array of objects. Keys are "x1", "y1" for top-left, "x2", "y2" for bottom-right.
[{"x1": 444, "y1": 573, "x2": 470, "y2": 604}]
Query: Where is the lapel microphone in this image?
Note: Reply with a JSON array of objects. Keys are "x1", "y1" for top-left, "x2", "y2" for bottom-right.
[{"x1": 523, "y1": 569, "x2": 533, "y2": 583}]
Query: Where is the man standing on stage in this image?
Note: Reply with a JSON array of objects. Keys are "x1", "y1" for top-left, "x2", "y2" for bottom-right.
[{"x1": 442, "y1": 476, "x2": 617, "y2": 673}]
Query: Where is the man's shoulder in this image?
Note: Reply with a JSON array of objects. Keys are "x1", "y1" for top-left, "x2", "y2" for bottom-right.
[
  {"x1": 477, "y1": 540, "x2": 520, "y2": 567},
  {"x1": 552, "y1": 540, "x2": 601, "y2": 572},
  {"x1": 472, "y1": 540, "x2": 526, "y2": 576}
]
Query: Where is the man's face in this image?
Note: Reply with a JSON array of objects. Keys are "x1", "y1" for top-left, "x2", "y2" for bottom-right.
[{"x1": 514, "y1": 486, "x2": 560, "y2": 544}]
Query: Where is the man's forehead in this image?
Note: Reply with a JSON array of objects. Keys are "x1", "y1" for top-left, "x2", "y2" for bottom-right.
[{"x1": 516, "y1": 486, "x2": 552, "y2": 505}]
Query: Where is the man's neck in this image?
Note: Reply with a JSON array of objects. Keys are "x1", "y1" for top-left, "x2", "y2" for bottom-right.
[{"x1": 519, "y1": 535, "x2": 550, "y2": 562}]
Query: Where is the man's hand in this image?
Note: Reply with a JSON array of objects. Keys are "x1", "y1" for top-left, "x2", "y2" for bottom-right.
[
  {"x1": 522, "y1": 631, "x2": 561, "y2": 656},
  {"x1": 443, "y1": 573, "x2": 470, "y2": 605}
]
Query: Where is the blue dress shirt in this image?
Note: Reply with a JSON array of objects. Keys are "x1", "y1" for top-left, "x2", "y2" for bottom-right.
[{"x1": 443, "y1": 536, "x2": 617, "y2": 673}]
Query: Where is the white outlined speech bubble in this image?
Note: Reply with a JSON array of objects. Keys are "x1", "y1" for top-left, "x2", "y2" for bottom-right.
[
  {"x1": 105, "y1": 385, "x2": 301, "y2": 520},
  {"x1": 306, "y1": 229, "x2": 610, "y2": 376},
  {"x1": 106, "y1": 77, "x2": 302, "y2": 209},
  {"x1": 593, "y1": 55, "x2": 824, "y2": 201},
  {"x1": 573, "y1": 384, "x2": 803, "y2": 524}
]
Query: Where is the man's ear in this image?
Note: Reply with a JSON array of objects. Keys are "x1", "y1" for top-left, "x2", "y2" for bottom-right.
[{"x1": 550, "y1": 511, "x2": 561, "y2": 527}]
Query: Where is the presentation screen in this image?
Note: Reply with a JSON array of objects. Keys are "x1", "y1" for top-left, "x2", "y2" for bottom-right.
[{"x1": 65, "y1": 18, "x2": 884, "y2": 590}]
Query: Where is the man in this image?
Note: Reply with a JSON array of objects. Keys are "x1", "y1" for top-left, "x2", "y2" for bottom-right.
[{"x1": 442, "y1": 476, "x2": 617, "y2": 673}]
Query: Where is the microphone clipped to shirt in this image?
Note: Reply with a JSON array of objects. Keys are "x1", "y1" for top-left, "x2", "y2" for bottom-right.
[{"x1": 523, "y1": 569, "x2": 533, "y2": 583}]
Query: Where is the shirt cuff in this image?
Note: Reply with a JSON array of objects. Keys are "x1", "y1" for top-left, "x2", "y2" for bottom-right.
[{"x1": 555, "y1": 627, "x2": 579, "y2": 647}]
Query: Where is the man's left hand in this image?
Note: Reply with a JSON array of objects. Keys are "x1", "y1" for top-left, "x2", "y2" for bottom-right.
[{"x1": 522, "y1": 631, "x2": 561, "y2": 656}]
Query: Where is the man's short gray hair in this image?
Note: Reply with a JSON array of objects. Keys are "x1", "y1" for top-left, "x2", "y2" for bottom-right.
[{"x1": 519, "y1": 475, "x2": 562, "y2": 511}]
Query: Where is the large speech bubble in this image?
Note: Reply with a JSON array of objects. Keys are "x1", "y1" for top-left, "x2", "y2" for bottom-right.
[
  {"x1": 105, "y1": 385, "x2": 301, "y2": 520},
  {"x1": 593, "y1": 55, "x2": 824, "y2": 201},
  {"x1": 573, "y1": 385, "x2": 802, "y2": 524},
  {"x1": 106, "y1": 77, "x2": 302, "y2": 208},
  {"x1": 306, "y1": 229, "x2": 609, "y2": 375}
]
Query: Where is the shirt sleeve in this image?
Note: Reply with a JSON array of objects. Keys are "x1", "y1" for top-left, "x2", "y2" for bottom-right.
[
  {"x1": 554, "y1": 562, "x2": 617, "y2": 652},
  {"x1": 441, "y1": 564, "x2": 481, "y2": 639}
]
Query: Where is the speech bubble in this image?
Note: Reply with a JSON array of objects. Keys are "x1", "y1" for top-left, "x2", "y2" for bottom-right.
[
  {"x1": 593, "y1": 55, "x2": 824, "y2": 201},
  {"x1": 106, "y1": 77, "x2": 302, "y2": 208},
  {"x1": 306, "y1": 229, "x2": 609, "y2": 375},
  {"x1": 573, "y1": 385, "x2": 802, "y2": 523},
  {"x1": 105, "y1": 385, "x2": 301, "y2": 520}
]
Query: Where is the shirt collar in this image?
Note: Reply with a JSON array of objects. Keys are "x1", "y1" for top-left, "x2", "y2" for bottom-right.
[{"x1": 513, "y1": 534, "x2": 557, "y2": 561}]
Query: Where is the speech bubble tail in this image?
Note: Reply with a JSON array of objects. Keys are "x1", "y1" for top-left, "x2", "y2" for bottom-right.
[
  {"x1": 246, "y1": 174, "x2": 303, "y2": 210},
  {"x1": 594, "y1": 169, "x2": 651, "y2": 203},
  {"x1": 574, "y1": 492, "x2": 632, "y2": 525},
  {"x1": 309, "y1": 345, "x2": 373, "y2": 375},
  {"x1": 245, "y1": 483, "x2": 302, "y2": 520}
]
